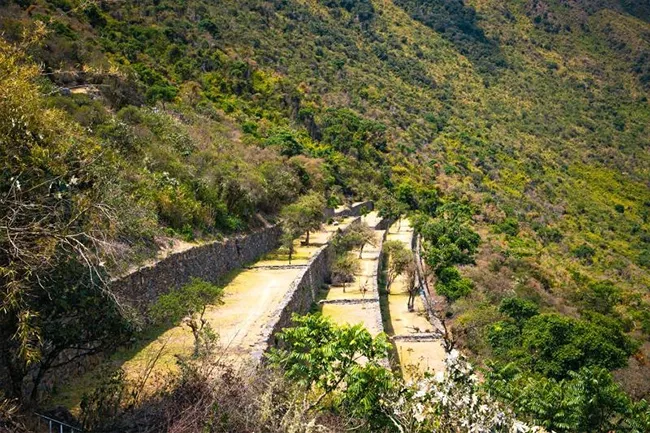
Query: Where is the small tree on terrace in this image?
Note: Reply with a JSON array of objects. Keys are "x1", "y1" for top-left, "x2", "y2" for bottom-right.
[
  {"x1": 280, "y1": 192, "x2": 326, "y2": 246},
  {"x1": 150, "y1": 278, "x2": 224, "y2": 357},
  {"x1": 405, "y1": 260, "x2": 419, "y2": 312},
  {"x1": 383, "y1": 240, "x2": 414, "y2": 293},
  {"x1": 280, "y1": 226, "x2": 301, "y2": 264},
  {"x1": 377, "y1": 195, "x2": 408, "y2": 230},
  {"x1": 341, "y1": 222, "x2": 377, "y2": 258},
  {"x1": 331, "y1": 254, "x2": 361, "y2": 293}
]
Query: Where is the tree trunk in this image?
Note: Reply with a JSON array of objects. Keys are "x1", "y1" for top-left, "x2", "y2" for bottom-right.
[
  {"x1": 407, "y1": 293, "x2": 415, "y2": 312},
  {"x1": 190, "y1": 323, "x2": 200, "y2": 357},
  {"x1": 305, "y1": 230, "x2": 310, "y2": 246},
  {"x1": 359, "y1": 243, "x2": 365, "y2": 259},
  {"x1": 30, "y1": 350, "x2": 59, "y2": 401},
  {"x1": 6, "y1": 360, "x2": 26, "y2": 401}
]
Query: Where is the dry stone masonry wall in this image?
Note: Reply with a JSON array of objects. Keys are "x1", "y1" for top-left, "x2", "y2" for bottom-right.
[
  {"x1": 112, "y1": 201, "x2": 375, "y2": 318},
  {"x1": 112, "y1": 225, "x2": 282, "y2": 317},
  {"x1": 251, "y1": 216, "x2": 361, "y2": 361}
]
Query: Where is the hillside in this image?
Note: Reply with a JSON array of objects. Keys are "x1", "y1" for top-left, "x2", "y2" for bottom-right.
[{"x1": 1, "y1": 0, "x2": 650, "y2": 431}]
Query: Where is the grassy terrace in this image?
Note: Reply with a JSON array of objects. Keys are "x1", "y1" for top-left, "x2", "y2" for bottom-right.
[
  {"x1": 320, "y1": 211, "x2": 386, "y2": 336},
  {"x1": 49, "y1": 217, "x2": 358, "y2": 413},
  {"x1": 382, "y1": 219, "x2": 446, "y2": 379}
]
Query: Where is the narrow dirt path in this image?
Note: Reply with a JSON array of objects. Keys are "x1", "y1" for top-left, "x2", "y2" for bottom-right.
[
  {"x1": 383, "y1": 219, "x2": 446, "y2": 379},
  {"x1": 320, "y1": 212, "x2": 386, "y2": 336}
]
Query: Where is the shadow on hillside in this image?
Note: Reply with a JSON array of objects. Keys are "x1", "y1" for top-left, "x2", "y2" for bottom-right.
[{"x1": 394, "y1": 0, "x2": 508, "y2": 77}]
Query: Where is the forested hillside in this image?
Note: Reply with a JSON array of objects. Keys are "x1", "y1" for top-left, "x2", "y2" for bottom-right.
[{"x1": 1, "y1": 0, "x2": 650, "y2": 431}]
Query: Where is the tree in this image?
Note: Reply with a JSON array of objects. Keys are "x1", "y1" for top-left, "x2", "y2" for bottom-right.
[
  {"x1": 485, "y1": 363, "x2": 650, "y2": 433},
  {"x1": 412, "y1": 209, "x2": 480, "y2": 274},
  {"x1": 267, "y1": 314, "x2": 393, "y2": 425},
  {"x1": 264, "y1": 129, "x2": 304, "y2": 157},
  {"x1": 0, "y1": 39, "x2": 138, "y2": 401},
  {"x1": 145, "y1": 84, "x2": 178, "y2": 108},
  {"x1": 280, "y1": 226, "x2": 301, "y2": 264},
  {"x1": 578, "y1": 281, "x2": 621, "y2": 314},
  {"x1": 499, "y1": 297, "x2": 539, "y2": 327},
  {"x1": 280, "y1": 192, "x2": 326, "y2": 246},
  {"x1": 331, "y1": 253, "x2": 360, "y2": 292},
  {"x1": 434, "y1": 266, "x2": 473, "y2": 301},
  {"x1": 405, "y1": 260, "x2": 419, "y2": 312},
  {"x1": 150, "y1": 278, "x2": 224, "y2": 357},
  {"x1": 519, "y1": 313, "x2": 633, "y2": 379},
  {"x1": 376, "y1": 195, "x2": 408, "y2": 229},
  {"x1": 383, "y1": 240, "x2": 414, "y2": 293},
  {"x1": 336, "y1": 222, "x2": 377, "y2": 258}
]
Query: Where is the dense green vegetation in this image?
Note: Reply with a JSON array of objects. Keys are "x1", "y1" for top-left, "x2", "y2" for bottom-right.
[{"x1": 2, "y1": 0, "x2": 650, "y2": 429}]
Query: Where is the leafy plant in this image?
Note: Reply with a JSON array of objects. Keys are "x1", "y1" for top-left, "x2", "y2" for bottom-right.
[
  {"x1": 330, "y1": 253, "x2": 360, "y2": 292},
  {"x1": 267, "y1": 314, "x2": 393, "y2": 425},
  {"x1": 280, "y1": 192, "x2": 326, "y2": 246},
  {"x1": 150, "y1": 278, "x2": 223, "y2": 357},
  {"x1": 383, "y1": 240, "x2": 415, "y2": 293}
]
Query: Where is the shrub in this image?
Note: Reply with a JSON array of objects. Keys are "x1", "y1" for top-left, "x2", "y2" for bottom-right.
[
  {"x1": 499, "y1": 297, "x2": 539, "y2": 325},
  {"x1": 330, "y1": 253, "x2": 360, "y2": 291},
  {"x1": 150, "y1": 278, "x2": 224, "y2": 357},
  {"x1": 495, "y1": 217, "x2": 520, "y2": 236},
  {"x1": 519, "y1": 313, "x2": 632, "y2": 379},
  {"x1": 573, "y1": 244, "x2": 596, "y2": 262},
  {"x1": 486, "y1": 364, "x2": 650, "y2": 433},
  {"x1": 268, "y1": 314, "x2": 393, "y2": 426},
  {"x1": 436, "y1": 274, "x2": 473, "y2": 301}
]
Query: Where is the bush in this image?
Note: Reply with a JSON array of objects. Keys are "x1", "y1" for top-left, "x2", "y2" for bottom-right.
[
  {"x1": 268, "y1": 314, "x2": 393, "y2": 426},
  {"x1": 436, "y1": 274, "x2": 473, "y2": 301},
  {"x1": 499, "y1": 297, "x2": 539, "y2": 325},
  {"x1": 485, "y1": 364, "x2": 650, "y2": 433},
  {"x1": 519, "y1": 314, "x2": 633, "y2": 379},
  {"x1": 495, "y1": 217, "x2": 520, "y2": 236},
  {"x1": 573, "y1": 244, "x2": 596, "y2": 262},
  {"x1": 150, "y1": 278, "x2": 223, "y2": 356}
]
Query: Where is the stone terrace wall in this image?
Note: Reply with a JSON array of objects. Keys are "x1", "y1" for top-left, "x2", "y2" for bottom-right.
[
  {"x1": 366, "y1": 224, "x2": 389, "y2": 338},
  {"x1": 324, "y1": 201, "x2": 374, "y2": 219},
  {"x1": 251, "y1": 217, "x2": 361, "y2": 361},
  {"x1": 112, "y1": 225, "x2": 282, "y2": 316},
  {"x1": 113, "y1": 202, "x2": 374, "y2": 317}
]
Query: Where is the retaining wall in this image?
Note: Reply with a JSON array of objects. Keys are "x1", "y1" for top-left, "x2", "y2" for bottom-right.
[
  {"x1": 252, "y1": 217, "x2": 361, "y2": 360},
  {"x1": 112, "y1": 202, "x2": 374, "y2": 317},
  {"x1": 366, "y1": 225, "x2": 389, "y2": 339},
  {"x1": 413, "y1": 234, "x2": 443, "y2": 332},
  {"x1": 112, "y1": 225, "x2": 282, "y2": 316}
]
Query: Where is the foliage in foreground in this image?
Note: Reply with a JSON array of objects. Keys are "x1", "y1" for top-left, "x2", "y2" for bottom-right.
[
  {"x1": 485, "y1": 363, "x2": 650, "y2": 432},
  {"x1": 0, "y1": 37, "x2": 137, "y2": 402},
  {"x1": 268, "y1": 314, "x2": 394, "y2": 428},
  {"x1": 268, "y1": 314, "x2": 540, "y2": 433},
  {"x1": 20, "y1": 313, "x2": 649, "y2": 432},
  {"x1": 390, "y1": 350, "x2": 542, "y2": 433}
]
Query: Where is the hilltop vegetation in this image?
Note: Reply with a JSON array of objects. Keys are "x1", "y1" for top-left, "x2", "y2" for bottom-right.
[{"x1": 1, "y1": 0, "x2": 650, "y2": 430}]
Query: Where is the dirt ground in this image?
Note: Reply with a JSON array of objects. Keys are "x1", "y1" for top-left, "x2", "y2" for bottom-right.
[
  {"x1": 320, "y1": 214, "x2": 384, "y2": 334},
  {"x1": 52, "y1": 217, "x2": 358, "y2": 412},
  {"x1": 384, "y1": 219, "x2": 446, "y2": 379}
]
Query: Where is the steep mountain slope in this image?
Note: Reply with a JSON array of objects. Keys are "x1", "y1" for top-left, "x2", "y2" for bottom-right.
[{"x1": 2, "y1": 0, "x2": 650, "y2": 420}]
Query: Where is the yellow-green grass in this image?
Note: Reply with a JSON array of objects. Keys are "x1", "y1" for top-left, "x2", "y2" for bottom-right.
[
  {"x1": 50, "y1": 217, "x2": 358, "y2": 413},
  {"x1": 384, "y1": 220, "x2": 446, "y2": 379}
]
